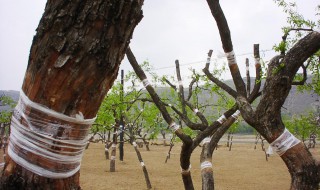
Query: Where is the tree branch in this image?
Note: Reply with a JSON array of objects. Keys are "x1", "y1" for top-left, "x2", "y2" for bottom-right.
[
  {"x1": 206, "y1": 0, "x2": 247, "y2": 97},
  {"x1": 248, "y1": 44, "x2": 262, "y2": 99},
  {"x1": 127, "y1": 46, "x2": 193, "y2": 144},
  {"x1": 202, "y1": 50, "x2": 238, "y2": 99},
  {"x1": 291, "y1": 59, "x2": 311, "y2": 85},
  {"x1": 175, "y1": 60, "x2": 187, "y2": 115}
]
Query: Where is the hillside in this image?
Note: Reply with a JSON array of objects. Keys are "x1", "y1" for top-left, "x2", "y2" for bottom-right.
[{"x1": 0, "y1": 79, "x2": 318, "y2": 116}]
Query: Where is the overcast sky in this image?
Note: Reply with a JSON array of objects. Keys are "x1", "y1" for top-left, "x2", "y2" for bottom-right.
[{"x1": 0, "y1": 0, "x2": 318, "y2": 91}]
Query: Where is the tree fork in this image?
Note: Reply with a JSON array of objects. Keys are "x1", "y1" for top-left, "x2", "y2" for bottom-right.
[
  {"x1": 206, "y1": 0, "x2": 320, "y2": 188},
  {"x1": 1, "y1": 0, "x2": 144, "y2": 189}
]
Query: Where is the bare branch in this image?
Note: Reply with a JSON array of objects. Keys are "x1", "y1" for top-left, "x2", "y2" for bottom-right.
[
  {"x1": 246, "y1": 58, "x2": 250, "y2": 97},
  {"x1": 187, "y1": 78, "x2": 197, "y2": 101},
  {"x1": 206, "y1": 0, "x2": 247, "y2": 97},
  {"x1": 291, "y1": 58, "x2": 312, "y2": 85},
  {"x1": 127, "y1": 46, "x2": 192, "y2": 144},
  {"x1": 163, "y1": 78, "x2": 177, "y2": 91},
  {"x1": 248, "y1": 44, "x2": 262, "y2": 99},
  {"x1": 202, "y1": 49, "x2": 238, "y2": 99},
  {"x1": 281, "y1": 28, "x2": 314, "y2": 56},
  {"x1": 176, "y1": 60, "x2": 187, "y2": 115},
  {"x1": 284, "y1": 31, "x2": 320, "y2": 75}
]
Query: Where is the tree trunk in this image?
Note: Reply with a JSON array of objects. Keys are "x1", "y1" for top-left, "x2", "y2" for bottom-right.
[
  {"x1": 180, "y1": 143, "x2": 194, "y2": 190},
  {"x1": 0, "y1": 0, "x2": 143, "y2": 189},
  {"x1": 282, "y1": 143, "x2": 320, "y2": 190},
  {"x1": 200, "y1": 142, "x2": 214, "y2": 190},
  {"x1": 251, "y1": 33, "x2": 320, "y2": 189},
  {"x1": 110, "y1": 123, "x2": 118, "y2": 172},
  {"x1": 132, "y1": 141, "x2": 152, "y2": 189}
]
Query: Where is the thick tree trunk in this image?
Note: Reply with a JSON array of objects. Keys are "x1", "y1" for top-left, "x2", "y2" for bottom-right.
[
  {"x1": 180, "y1": 143, "x2": 194, "y2": 190},
  {"x1": 282, "y1": 143, "x2": 320, "y2": 190},
  {"x1": 0, "y1": 0, "x2": 143, "y2": 189},
  {"x1": 250, "y1": 32, "x2": 320, "y2": 189}
]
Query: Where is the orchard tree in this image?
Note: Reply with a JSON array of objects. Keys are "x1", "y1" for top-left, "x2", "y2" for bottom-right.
[
  {"x1": 0, "y1": 95, "x2": 16, "y2": 124},
  {"x1": 284, "y1": 113, "x2": 320, "y2": 145},
  {"x1": 127, "y1": 46, "x2": 262, "y2": 190},
  {"x1": 205, "y1": 0, "x2": 320, "y2": 189},
  {"x1": 0, "y1": 1, "x2": 144, "y2": 189}
]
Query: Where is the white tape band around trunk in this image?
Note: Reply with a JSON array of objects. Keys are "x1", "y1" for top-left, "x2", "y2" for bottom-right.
[
  {"x1": 142, "y1": 79, "x2": 150, "y2": 87},
  {"x1": 270, "y1": 128, "x2": 300, "y2": 156},
  {"x1": 225, "y1": 51, "x2": 237, "y2": 66},
  {"x1": 200, "y1": 161, "x2": 212, "y2": 171}
]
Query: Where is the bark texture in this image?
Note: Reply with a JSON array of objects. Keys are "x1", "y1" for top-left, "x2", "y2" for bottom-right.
[
  {"x1": 1, "y1": 0, "x2": 144, "y2": 189},
  {"x1": 251, "y1": 32, "x2": 320, "y2": 190},
  {"x1": 206, "y1": 1, "x2": 320, "y2": 189}
]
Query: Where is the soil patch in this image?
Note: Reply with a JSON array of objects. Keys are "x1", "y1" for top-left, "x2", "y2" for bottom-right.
[{"x1": 80, "y1": 141, "x2": 319, "y2": 190}]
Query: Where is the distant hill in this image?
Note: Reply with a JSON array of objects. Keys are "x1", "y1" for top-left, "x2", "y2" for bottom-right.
[
  {"x1": 244, "y1": 77, "x2": 318, "y2": 116},
  {"x1": 154, "y1": 77, "x2": 319, "y2": 117},
  {"x1": 1, "y1": 78, "x2": 319, "y2": 117}
]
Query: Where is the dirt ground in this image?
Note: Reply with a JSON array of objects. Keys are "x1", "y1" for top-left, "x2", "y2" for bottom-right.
[{"x1": 80, "y1": 138, "x2": 319, "y2": 190}]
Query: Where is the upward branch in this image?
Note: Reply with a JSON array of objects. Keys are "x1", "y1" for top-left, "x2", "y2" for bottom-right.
[
  {"x1": 126, "y1": 46, "x2": 192, "y2": 144},
  {"x1": 175, "y1": 60, "x2": 187, "y2": 116},
  {"x1": 206, "y1": 0, "x2": 247, "y2": 97}
]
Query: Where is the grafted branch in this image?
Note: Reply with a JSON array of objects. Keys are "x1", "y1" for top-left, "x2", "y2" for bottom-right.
[
  {"x1": 202, "y1": 50, "x2": 237, "y2": 98},
  {"x1": 126, "y1": 46, "x2": 192, "y2": 144},
  {"x1": 206, "y1": 0, "x2": 246, "y2": 97}
]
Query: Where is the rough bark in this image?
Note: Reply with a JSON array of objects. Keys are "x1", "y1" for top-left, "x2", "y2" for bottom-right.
[
  {"x1": 206, "y1": 0, "x2": 320, "y2": 188},
  {"x1": 251, "y1": 32, "x2": 320, "y2": 190},
  {"x1": 1, "y1": 0, "x2": 144, "y2": 189}
]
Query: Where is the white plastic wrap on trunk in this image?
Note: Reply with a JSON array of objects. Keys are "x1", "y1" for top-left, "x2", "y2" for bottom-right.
[
  {"x1": 270, "y1": 128, "x2": 300, "y2": 156},
  {"x1": 225, "y1": 51, "x2": 237, "y2": 66},
  {"x1": 8, "y1": 91, "x2": 95, "y2": 179}
]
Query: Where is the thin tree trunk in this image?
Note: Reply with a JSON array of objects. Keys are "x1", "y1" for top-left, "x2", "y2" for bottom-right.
[
  {"x1": 105, "y1": 142, "x2": 113, "y2": 160},
  {"x1": 110, "y1": 123, "x2": 118, "y2": 172},
  {"x1": 132, "y1": 141, "x2": 152, "y2": 189},
  {"x1": 165, "y1": 135, "x2": 175, "y2": 163},
  {"x1": 0, "y1": 1, "x2": 143, "y2": 189}
]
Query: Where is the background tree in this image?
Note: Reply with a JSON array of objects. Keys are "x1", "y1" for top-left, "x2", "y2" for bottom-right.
[
  {"x1": 0, "y1": 1, "x2": 144, "y2": 189},
  {"x1": 0, "y1": 95, "x2": 16, "y2": 124}
]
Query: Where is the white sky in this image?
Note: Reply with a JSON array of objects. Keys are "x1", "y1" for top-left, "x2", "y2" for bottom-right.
[{"x1": 0, "y1": 0, "x2": 318, "y2": 91}]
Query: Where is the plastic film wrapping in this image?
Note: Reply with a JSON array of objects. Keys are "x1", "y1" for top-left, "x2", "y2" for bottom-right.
[
  {"x1": 225, "y1": 51, "x2": 237, "y2": 66},
  {"x1": 8, "y1": 91, "x2": 95, "y2": 179},
  {"x1": 270, "y1": 128, "x2": 300, "y2": 156}
]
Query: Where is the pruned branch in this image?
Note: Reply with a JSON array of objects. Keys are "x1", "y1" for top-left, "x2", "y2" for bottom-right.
[
  {"x1": 175, "y1": 60, "x2": 187, "y2": 116},
  {"x1": 202, "y1": 50, "x2": 238, "y2": 98},
  {"x1": 187, "y1": 78, "x2": 197, "y2": 101},
  {"x1": 162, "y1": 60, "x2": 210, "y2": 128},
  {"x1": 206, "y1": 0, "x2": 247, "y2": 97},
  {"x1": 246, "y1": 58, "x2": 250, "y2": 97},
  {"x1": 127, "y1": 46, "x2": 192, "y2": 144},
  {"x1": 248, "y1": 44, "x2": 262, "y2": 99}
]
